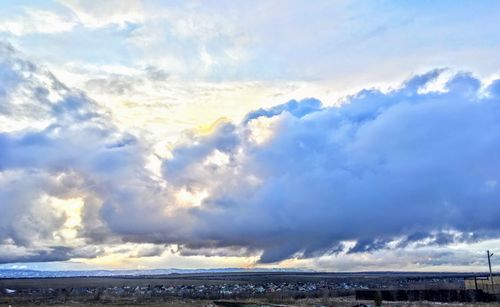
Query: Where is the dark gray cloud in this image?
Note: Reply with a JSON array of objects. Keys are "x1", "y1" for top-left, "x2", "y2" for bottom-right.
[
  {"x1": 0, "y1": 245, "x2": 104, "y2": 264},
  {"x1": 129, "y1": 245, "x2": 166, "y2": 258}
]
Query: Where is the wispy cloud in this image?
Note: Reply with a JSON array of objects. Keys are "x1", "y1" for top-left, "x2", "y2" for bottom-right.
[{"x1": 0, "y1": 8, "x2": 77, "y2": 36}]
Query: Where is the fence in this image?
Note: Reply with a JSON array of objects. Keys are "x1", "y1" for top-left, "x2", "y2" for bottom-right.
[
  {"x1": 355, "y1": 289, "x2": 497, "y2": 302},
  {"x1": 465, "y1": 276, "x2": 500, "y2": 294}
]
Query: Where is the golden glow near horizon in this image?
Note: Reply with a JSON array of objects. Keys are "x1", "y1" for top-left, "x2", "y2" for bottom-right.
[{"x1": 73, "y1": 243, "x2": 263, "y2": 270}]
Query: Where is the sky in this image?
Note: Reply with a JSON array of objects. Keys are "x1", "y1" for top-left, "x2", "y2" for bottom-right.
[{"x1": 1, "y1": 0, "x2": 500, "y2": 272}]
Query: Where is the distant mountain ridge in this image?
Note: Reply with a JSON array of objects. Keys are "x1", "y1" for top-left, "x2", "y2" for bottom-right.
[
  {"x1": 0, "y1": 268, "x2": 306, "y2": 278},
  {"x1": 0, "y1": 268, "x2": 491, "y2": 279}
]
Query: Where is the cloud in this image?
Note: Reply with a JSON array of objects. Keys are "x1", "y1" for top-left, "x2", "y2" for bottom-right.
[
  {"x1": 243, "y1": 98, "x2": 322, "y2": 123},
  {"x1": 0, "y1": 245, "x2": 104, "y2": 264},
  {"x1": 58, "y1": 0, "x2": 145, "y2": 28},
  {"x1": 0, "y1": 8, "x2": 77, "y2": 36},
  {"x1": 2, "y1": 42, "x2": 500, "y2": 268},
  {"x1": 161, "y1": 70, "x2": 500, "y2": 263},
  {"x1": 85, "y1": 74, "x2": 142, "y2": 96},
  {"x1": 83, "y1": 66, "x2": 171, "y2": 96},
  {"x1": 311, "y1": 245, "x2": 488, "y2": 272},
  {"x1": 0, "y1": 42, "x2": 170, "y2": 262}
]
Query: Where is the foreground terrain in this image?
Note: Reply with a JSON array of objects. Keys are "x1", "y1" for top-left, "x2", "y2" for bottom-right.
[{"x1": 0, "y1": 272, "x2": 496, "y2": 306}]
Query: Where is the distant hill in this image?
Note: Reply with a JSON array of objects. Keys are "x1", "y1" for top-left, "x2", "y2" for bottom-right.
[{"x1": 0, "y1": 268, "x2": 307, "y2": 278}]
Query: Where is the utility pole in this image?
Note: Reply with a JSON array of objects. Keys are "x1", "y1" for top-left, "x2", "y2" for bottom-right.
[{"x1": 487, "y1": 250, "x2": 494, "y2": 287}]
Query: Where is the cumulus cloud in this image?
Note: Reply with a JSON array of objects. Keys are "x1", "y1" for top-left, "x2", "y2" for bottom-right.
[
  {"x1": 162, "y1": 69, "x2": 500, "y2": 263},
  {"x1": 0, "y1": 42, "x2": 170, "y2": 262},
  {"x1": 2, "y1": 42, "x2": 500, "y2": 267}
]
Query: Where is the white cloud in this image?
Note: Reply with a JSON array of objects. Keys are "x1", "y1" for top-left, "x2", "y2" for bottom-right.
[
  {"x1": 58, "y1": 0, "x2": 145, "y2": 28},
  {"x1": 0, "y1": 8, "x2": 77, "y2": 36}
]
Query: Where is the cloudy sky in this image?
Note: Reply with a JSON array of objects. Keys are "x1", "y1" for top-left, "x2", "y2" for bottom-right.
[{"x1": 1, "y1": 0, "x2": 500, "y2": 272}]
